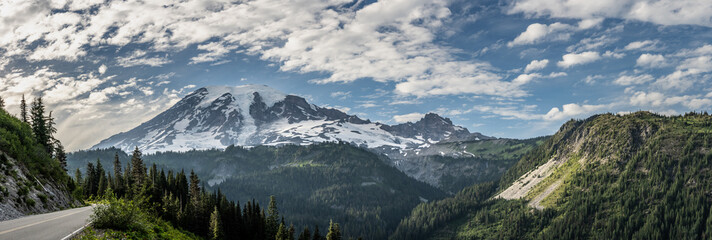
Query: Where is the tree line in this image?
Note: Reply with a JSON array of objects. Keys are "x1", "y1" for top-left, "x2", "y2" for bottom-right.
[{"x1": 76, "y1": 147, "x2": 349, "y2": 240}]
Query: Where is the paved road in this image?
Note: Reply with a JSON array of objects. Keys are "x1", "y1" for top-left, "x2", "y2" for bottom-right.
[{"x1": 0, "y1": 206, "x2": 93, "y2": 240}]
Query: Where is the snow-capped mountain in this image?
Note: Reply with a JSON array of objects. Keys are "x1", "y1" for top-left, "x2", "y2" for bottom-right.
[{"x1": 92, "y1": 85, "x2": 490, "y2": 154}]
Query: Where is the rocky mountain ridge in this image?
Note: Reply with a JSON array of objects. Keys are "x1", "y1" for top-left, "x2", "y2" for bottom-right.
[{"x1": 92, "y1": 85, "x2": 490, "y2": 156}]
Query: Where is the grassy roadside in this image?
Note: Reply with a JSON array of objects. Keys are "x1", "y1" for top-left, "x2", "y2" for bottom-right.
[{"x1": 72, "y1": 197, "x2": 200, "y2": 240}]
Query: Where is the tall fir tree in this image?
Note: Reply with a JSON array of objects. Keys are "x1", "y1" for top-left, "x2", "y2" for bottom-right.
[
  {"x1": 20, "y1": 94, "x2": 27, "y2": 123},
  {"x1": 113, "y1": 153, "x2": 124, "y2": 197},
  {"x1": 54, "y1": 142, "x2": 67, "y2": 172},
  {"x1": 209, "y1": 206, "x2": 223, "y2": 240},
  {"x1": 30, "y1": 96, "x2": 51, "y2": 152},
  {"x1": 267, "y1": 195, "x2": 280, "y2": 239},
  {"x1": 74, "y1": 169, "x2": 83, "y2": 184},
  {"x1": 130, "y1": 147, "x2": 146, "y2": 194},
  {"x1": 298, "y1": 227, "x2": 312, "y2": 240},
  {"x1": 0, "y1": 95, "x2": 4, "y2": 109},
  {"x1": 312, "y1": 225, "x2": 324, "y2": 240},
  {"x1": 276, "y1": 222, "x2": 289, "y2": 240},
  {"x1": 46, "y1": 111, "x2": 57, "y2": 142},
  {"x1": 326, "y1": 220, "x2": 341, "y2": 240}
]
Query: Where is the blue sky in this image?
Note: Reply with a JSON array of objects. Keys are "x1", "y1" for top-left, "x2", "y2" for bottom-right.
[{"x1": 0, "y1": 0, "x2": 711, "y2": 150}]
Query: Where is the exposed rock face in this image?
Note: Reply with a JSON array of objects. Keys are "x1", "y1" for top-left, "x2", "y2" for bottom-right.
[
  {"x1": 0, "y1": 152, "x2": 77, "y2": 221},
  {"x1": 92, "y1": 85, "x2": 487, "y2": 155}
]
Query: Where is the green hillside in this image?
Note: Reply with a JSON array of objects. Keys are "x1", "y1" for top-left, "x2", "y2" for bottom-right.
[
  {"x1": 0, "y1": 107, "x2": 76, "y2": 219},
  {"x1": 392, "y1": 111, "x2": 712, "y2": 240}
]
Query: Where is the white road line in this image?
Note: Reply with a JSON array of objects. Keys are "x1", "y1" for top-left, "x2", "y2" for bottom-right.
[{"x1": 60, "y1": 221, "x2": 92, "y2": 240}]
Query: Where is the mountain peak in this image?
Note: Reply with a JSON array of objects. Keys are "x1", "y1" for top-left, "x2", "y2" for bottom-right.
[
  {"x1": 196, "y1": 85, "x2": 287, "y2": 109},
  {"x1": 420, "y1": 112, "x2": 453, "y2": 125},
  {"x1": 92, "y1": 84, "x2": 482, "y2": 153}
]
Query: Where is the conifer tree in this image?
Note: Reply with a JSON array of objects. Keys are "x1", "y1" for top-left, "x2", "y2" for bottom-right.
[
  {"x1": 267, "y1": 195, "x2": 280, "y2": 239},
  {"x1": 0, "y1": 95, "x2": 4, "y2": 109},
  {"x1": 46, "y1": 111, "x2": 57, "y2": 141},
  {"x1": 189, "y1": 170, "x2": 201, "y2": 207},
  {"x1": 20, "y1": 94, "x2": 27, "y2": 123},
  {"x1": 289, "y1": 224, "x2": 296, "y2": 240},
  {"x1": 113, "y1": 153, "x2": 123, "y2": 197},
  {"x1": 30, "y1": 96, "x2": 51, "y2": 152},
  {"x1": 130, "y1": 147, "x2": 145, "y2": 194},
  {"x1": 312, "y1": 225, "x2": 323, "y2": 240},
  {"x1": 276, "y1": 222, "x2": 289, "y2": 240},
  {"x1": 84, "y1": 162, "x2": 96, "y2": 197},
  {"x1": 298, "y1": 227, "x2": 312, "y2": 240},
  {"x1": 326, "y1": 220, "x2": 341, "y2": 240},
  {"x1": 209, "y1": 206, "x2": 223, "y2": 240},
  {"x1": 54, "y1": 142, "x2": 67, "y2": 171},
  {"x1": 75, "y1": 168, "x2": 83, "y2": 184},
  {"x1": 97, "y1": 174, "x2": 107, "y2": 197},
  {"x1": 95, "y1": 159, "x2": 106, "y2": 197}
]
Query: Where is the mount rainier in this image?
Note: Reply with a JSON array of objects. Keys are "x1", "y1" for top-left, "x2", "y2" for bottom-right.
[{"x1": 92, "y1": 85, "x2": 491, "y2": 156}]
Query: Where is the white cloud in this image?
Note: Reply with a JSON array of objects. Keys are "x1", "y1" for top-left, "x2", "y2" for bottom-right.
[
  {"x1": 511, "y1": 72, "x2": 566, "y2": 85},
  {"x1": 577, "y1": 18, "x2": 604, "y2": 29},
  {"x1": 508, "y1": 22, "x2": 575, "y2": 47},
  {"x1": 636, "y1": 54, "x2": 666, "y2": 68},
  {"x1": 543, "y1": 103, "x2": 607, "y2": 121},
  {"x1": 393, "y1": 112, "x2": 425, "y2": 123},
  {"x1": 471, "y1": 102, "x2": 607, "y2": 121},
  {"x1": 117, "y1": 50, "x2": 171, "y2": 68},
  {"x1": 513, "y1": 73, "x2": 540, "y2": 85},
  {"x1": 602, "y1": 50, "x2": 625, "y2": 59},
  {"x1": 190, "y1": 41, "x2": 238, "y2": 64},
  {"x1": 524, "y1": 59, "x2": 549, "y2": 73},
  {"x1": 557, "y1": 51, "x2": 601, "y2": 68},
  {"x1": 629, "y1": 91, "x2": 712, "y2": 109},
  {"x1": 566, "y1": 35, "x2": 618, "y2": 52},
  {"x1": 624, "y1": 40, "x2": 658, "y2": 51},
  {"x1": 508, "y1": 0, "x2": 712, "y2": 27},
  {"x1": 330, "y1": 91, "x2": 351, "y2": 99},
  {"x1": 98, "y1": 64, "x2": 107, "y2": 75},
  {"x1": 655, "y1": 56, "x2": 712, "y2": 90},
  {"x1": 613, "y1": 74, "x2": 654, "y2": 86}
]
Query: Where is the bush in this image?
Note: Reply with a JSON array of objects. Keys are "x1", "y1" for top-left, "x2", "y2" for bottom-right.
[
  {"x1": 37, "y1": 194, "x2": 47, "y2": 205},
  {"x1": 23, "y1": 196, "x2": 35, "y2": 207},
  {"x1": 18, "y1": 186, "x2": 29, "y2": 196},
  {"x1": 91, "y1": 198, "x2": 145, "y2": 231}
]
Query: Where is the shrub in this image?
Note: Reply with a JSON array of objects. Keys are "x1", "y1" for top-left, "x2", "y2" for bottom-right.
[
  {"x1": 18, "y1": 186, "x2": 29, "y2": 196},
  {"x1": 23, "y1": 196, "x2": 35, "y2": 207},
  {"x1": 37, "y1": 194, "x2": 47, "y2": 205},
  {"x1": 91, "y1": 198, "x2": 145, "y2": 232}
]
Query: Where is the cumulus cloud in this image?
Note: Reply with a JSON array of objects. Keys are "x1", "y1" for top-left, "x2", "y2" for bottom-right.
[
  {"x1": 524, "y1": 59, "x2": 549, "y2": 72},
  {"x1": 543, "y1": 103, "x2": 607, "y2": 121},
  {"x1": 613, "y1": 74, "x2": 654, "y2": 86},
  {"x1": 557, "y1": 51, "x2": 601, "y2": 68},
  {"x1": 655, "y1": 55, "x2": 712, "y2": 90},
  {"x1": 472, "y1": 102, "x2": 607, "y2": 121},
  {"x1": 566, "y1": 35, "x2": 618, "y2": 52},
  {"x1": 508, "y1": 0, "x2": 712, "y2": 27},
  {"x1": 629, "y1": 91, "x2": 712, "y2": 109},
  {"x1": 508, "y1": 22, "x2": 574, "y2": 47},
  {"x1": 512, "y1": 72, "x2": 566, "y2": 85},
  {"x1": 117, "y1": 50, "x2": 171, "y2": 68},
  {"x1": 636, "y1": 53, "x2": 666, "y2": 68},
  {"x1": 98, "y1": 64, "x2": 107, "y2": 75},
  {"x1": 624, "y1": 40, "x2": 659, "y2": 51},
  {"x1": 393, "y1": 112, "x2": 425, "y2": 123}
]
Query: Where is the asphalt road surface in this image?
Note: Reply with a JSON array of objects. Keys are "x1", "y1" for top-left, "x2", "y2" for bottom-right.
[{"x1": 0, "y1": 206, "x2": 93, "y2": 240}]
